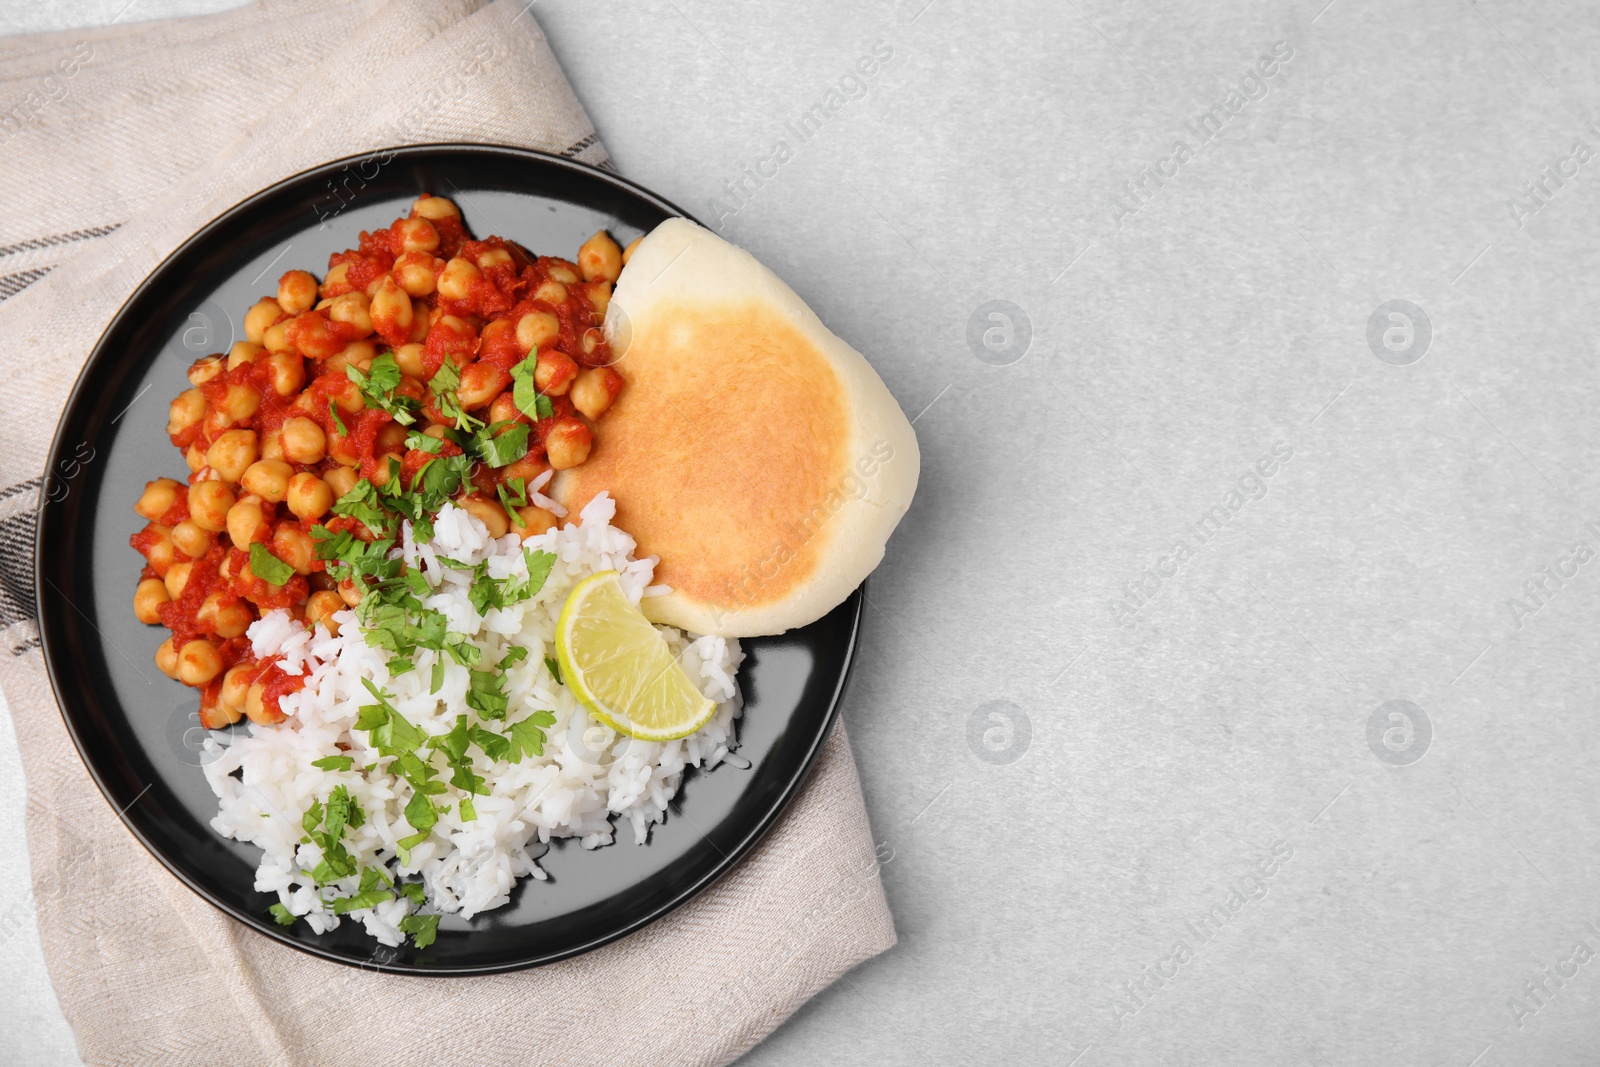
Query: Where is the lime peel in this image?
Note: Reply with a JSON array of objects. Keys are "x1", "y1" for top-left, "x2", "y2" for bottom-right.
[{"x1": 555, "y1": 570, "x2": 716, "y2": 742}]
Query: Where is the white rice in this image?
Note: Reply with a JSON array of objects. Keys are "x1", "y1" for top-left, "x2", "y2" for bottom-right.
[{"x1": 201, "y1": 493, "x2": 744, "y2": 946}]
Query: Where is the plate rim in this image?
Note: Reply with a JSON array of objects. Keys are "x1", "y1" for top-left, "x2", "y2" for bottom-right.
[{"x1": 33, "y1": 141, "x2": 862, "y2": 975}]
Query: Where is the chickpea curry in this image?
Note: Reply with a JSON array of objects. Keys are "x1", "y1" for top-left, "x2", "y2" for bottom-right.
[{"x1": 130, "y1": 194, "x2": 639, "y2": 730}]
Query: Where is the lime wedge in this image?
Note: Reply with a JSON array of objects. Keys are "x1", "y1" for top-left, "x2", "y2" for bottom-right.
[{"x1": 555, "y1": 571, "x2": 716, "y2": 742}]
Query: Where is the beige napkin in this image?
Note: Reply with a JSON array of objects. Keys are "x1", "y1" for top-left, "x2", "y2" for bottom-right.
[{"x1": 0, "y1": 2, "x2": 895, "y2": 1063}]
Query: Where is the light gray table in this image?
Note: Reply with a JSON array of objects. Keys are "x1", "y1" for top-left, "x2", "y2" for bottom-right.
[{"x1": 8, "y1": 1, "x2": 1600, "y2": 1064}]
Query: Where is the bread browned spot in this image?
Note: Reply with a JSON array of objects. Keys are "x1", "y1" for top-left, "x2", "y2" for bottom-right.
[{"x1": 559, "y1": 298, "x2": 849, "y2": 610}]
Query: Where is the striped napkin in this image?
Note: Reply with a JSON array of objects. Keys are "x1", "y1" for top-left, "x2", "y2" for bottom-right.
[{"x1": 0, "y1": 2, "x2": 895, "y2": 1064}]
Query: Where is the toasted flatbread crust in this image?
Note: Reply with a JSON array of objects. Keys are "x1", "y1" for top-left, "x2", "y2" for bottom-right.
[{"x1": 554, "y1": 219, "x2": 919, "y2": 637}]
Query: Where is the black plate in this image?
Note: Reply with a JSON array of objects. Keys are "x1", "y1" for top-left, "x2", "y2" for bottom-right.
[{"x1": 34, "y1": 144, "x2": 860, "y2": 975}]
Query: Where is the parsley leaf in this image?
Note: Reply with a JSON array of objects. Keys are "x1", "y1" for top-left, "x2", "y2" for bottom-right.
[
  {"x1": 328, "y1": 398, "x2": 348, "y2": 437},
  {"x1": 311, "y1": 754, "x2": 354, "y2": 771},
  {"x1": 509, "y1": 355, "x2": 555, "y2": 421},
  {"x1": 399, "y1": 882, "x2": 427, "y2": 907},
  {"x1": 545, "y1": 655, "x2": 562, "y2": 685},
  {"x1": 508, "y1": 711, "x2": 557, "y2": 761},
  {"x1": 249, "y1": 543, "x2": 295, "y2": 587},
  {"x1": 268, "y1": 903, "x2": 297, "y2": 926},
  {"x1": 400, "y1": 913, "x2": 439, "y2": 949},
  {"x1": 468, "y1": 723, "x2": 512, "y2": 763}
]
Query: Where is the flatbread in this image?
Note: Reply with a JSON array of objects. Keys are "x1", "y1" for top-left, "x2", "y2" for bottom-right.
[{"x1": 553, "y1": 219, "x2": 920, "y2": 637}]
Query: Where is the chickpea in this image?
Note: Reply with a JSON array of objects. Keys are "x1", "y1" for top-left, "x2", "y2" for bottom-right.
[
  {"x1": 534, "y1": 350, "x2": 578, "y2": 396},
  {"x1": 393, "y1": 342, "x2": 427, "y2": 378},
  {"x1": 412, "y1": 194, "x2": 460, "y2": 220},
  {"x1": 240, "y1": 459, "x2": 293, "y2": 502},
  {"x1": 437, "y1": 256, "x2": 481, "y2": 302},
  {"x1": 215, "y1": 383, "x2": 261, "y2": 426},
  {"x1": 325, "y1": 291, "x2": 373, "y2": 337},
  {"x1": 168, "y1": 388, "x2": 206, "y2": 437},
  {"x1": 489, "y1": 392, "x2": 526, "y2": 426},
  {"x1": 515, "y1": 506, "x2": 558, "y2": 539},
  {"x1": 622, "y1": 236, "x2": 642, "y2": 265},
  {"x1": 261, "y1": 430, "x2": 284, "y2": 463},
  {"x1": 140, "y1": 524, "x2": 175, "y2": 576},
  {"x1": 171, "y1": 519, "x2": 214, "y2": 559},
  {"x1": 227, "y1": 341, "x2": 266, "y2": 370},
  {"x1": 328, "y1": 376, "x2": 366, "y2": 416},
  {"x1": 544, "y1": 418, "x2": 593, "y2": 470},
  {"x1": 476, "y1": 247, "x2": 514, "y2": 270},
  {"x1": 306, "y1": 590, "x2": 345, "y2": 635},
  {"x1": 186, "y1": 442, "x2": 207, "y2": 472},
  {"x1": 533, "y1": 280, "x2": 567, "y2": 305},
  {"x1": 578, "y1": 230, "x2": 623, "y2": 282},
  {"x1": 585, "y1": 280, "x2": 612, "y2": 318},
  {"x1": 326, "y1": 259, "x2": 356, "y2": 293},
  {"x1": 165, "y1": 560, "x2": 194, "y2": 599},
  {"x1": 155, "y1": 637, "x2": 181, "y2": 679},
  {"x1": 264, "y1": 351, "x2": 306, "y2": 397},
  {"x1": 277, "y1": 416, "x2": 326, "y2": 465},
  {"x1": 504, "y1": 452, "x2": 547, "y2": 486},
  {"x1": 188, "y1": 354, "x2": 224, "y2": 386},
  {"x1": 515, "y1": 311, "x2": 559, "y2": 352},
  {"x1": 133, "y1": 578, "x2": 169, "y2": 624},
  {"x1": 337, "y1": 579, "x2": 364, "y2": 607},
  {"x1": 547, "y1": 263, "x2": 580, "y2": 285},
  {"x1": 286, "y1": 472, "x2": 334, "y2": 520},
  {"x1": 324, "y1": 340, "x2": 376, "y2": 378},
  {"x1": 220, "y1": 663, "x2": 254, "y2": 713},
  {"x1": 205, "y1": 429, "x2": 257, "y2": 483},
  {"x1": 244, "y1": 297, "x2": 284, "y2": 344},
  {"x1": 369, "y1": 276, "x2": 413, "y2": 339},
  {"x1": 226, "y1": 497, "x2": 270, "y2": 547},
  {"x1": 244, "y1": 682, "x2": 269, "y2": 723},
  {"x1": 277, "y1": 270, "x2": 319, "y2": 315},
  {"x1": 368, "y1": 452, "x2": 403, "y2": 488},
  {"x1": 570, "y1": 367, "x2": 621, "y2": 421},
  {"x1": 197, "y1": 592, "x2": 251, "y2": 639},
  {"x1": 323, "y1": 465, "x2": 359, "y2": 498},
  {"x1": 271, "y1": 525, "x2": 314, "y2": 575},
  {"x1": 393, "y1": 216, "x2": 440, "y2": 254},
  {"x1": 261, "y1": 320, "x2": 295, "y2": 355},
  {"x1": 409, "y1": 306, "x2": 433, "y2": 343},
  {"x1": 174, "y1": 639, "x2": 223, "y2": 687},
  {"x1": 456, "y1": 361, "x2": 510, "y2": 409},
  {"x1": 458, "y1": 495, "x2": 510, "y2": 538},
  {"x1": 392, "y1": 252, "x2": 439, "y2": 298},
  {"x1": 134, "y1": 477, "x2": 181, "y2": 521},
  {"x1": 188, "y1": 481, "x2": 235, "y2": 532}
]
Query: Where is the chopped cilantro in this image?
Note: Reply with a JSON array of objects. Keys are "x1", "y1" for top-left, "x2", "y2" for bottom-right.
[
  {"x1": 346, "y1": 352, "x2": 417, "y2": 426},
  {"x1": 545, "y1": 655, "x2": 562, "y2": 685},
  {"x1": 311, "y1": 754, "x2": 354, "y2": 772},
  {"x1": 405, "y1": 429, "x2": 444, "y2": 454},
  {"x1": 498, "y1": 478, "x2": 527, "y2": 528},
  {"x1": 249, "y1": 543, "x2": 295, "y2": 587},
  {"x1": 459, "y1": 796, "x2": 477, "y2": 822},
  {"x1": 471, "y1": 420, "x2": 530, "y2": 468},
  {"x1": 268, "y1": 903, "x2": 297, "y2": 926},
  {"x1": 509, "y1": 355, "x2": 555, "y2": 421},
  {"x1": 428, "y1": 361, "x2": 483, "y2": 432},
  {"x1": 399, "y1": 882, "x2": 427, "y2": 907},
  {"x1": 328, "y1": 398, "x2": 348, "y2": 437}
]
